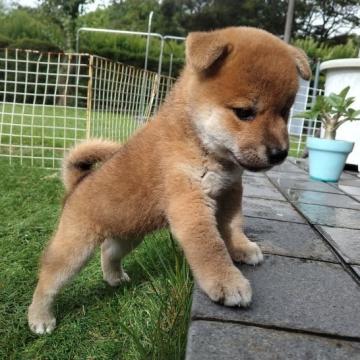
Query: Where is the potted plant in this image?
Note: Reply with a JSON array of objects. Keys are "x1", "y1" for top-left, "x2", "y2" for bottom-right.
[{"x1": 299, "y1": 86, "x2": 360, "y2": 182}]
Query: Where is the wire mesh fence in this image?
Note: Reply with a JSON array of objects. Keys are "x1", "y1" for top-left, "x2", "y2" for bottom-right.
[
  {"x1": 287, "y1": 80, "x2": 323, "y2": 157},
  {"x1": 0, "y1": 48, "x2": 175, "y2": 168},
  {"x1": 0, "y1": 48, "x2": 320, "y2": 168}
]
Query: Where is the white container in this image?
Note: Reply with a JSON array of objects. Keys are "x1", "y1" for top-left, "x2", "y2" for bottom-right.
[{"x1": 320, "y1": 59, "x2": 360, "y2": 170}]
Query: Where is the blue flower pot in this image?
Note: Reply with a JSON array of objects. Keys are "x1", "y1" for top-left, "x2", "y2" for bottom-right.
[{"x1": 307, "y1": 137, "x2": 354, "y2": 182}]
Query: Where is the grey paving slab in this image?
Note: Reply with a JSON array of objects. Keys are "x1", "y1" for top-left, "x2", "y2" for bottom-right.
[
  {"x1": 243, "y1": 175, "x2": 275, "y2": 187},
  {"x1": 191, "y1": 255, "x2": 360, "y2": 338},
  {"x1": 269, "y1": 177, "x2": 343, "y2": 194},
  {"x1": 244, "y1": 217, "x2": 337, "y2": 262},
  {"x1": 288, "y1": 157, "x2": 309, "y2": 171},
  {"x1": 243, "y1": 181, "x2": 286, "y2": 201},
  {"x1": 243, "y1": 197, "x2": 306, "y2": 223},
  {"x1": 269, "y1": 168, "x2": 356, "y2": 181},
  {"x1": 269, "y1": 161, "x2": 306, "y2": 173},
  {"x1": 295, "y1": 203, "x2": 360, "y2": 230},
  {"x1": 339, "y1": 185, "x2": 360, "y2": 196},
  {"x1": 352, "y1": 266, "x2": 360, "y2": 277},
  {"x1": 243, "y1": 170, "x2": 266, "y2": 177},
  {"x1": 186, "y1": 321, "x2": 360, "y2": 360},
  {"x1": 267, "y1": 171, "x2": 310, "y2": 180},
  {"x1": 286, "y1": 189, "x2": 360, "y2": 210},
  {"x1": 338, "y1": 179, "x2": 360, "y2": 188},
  {"x1": 317, "y1": 226, "x2": 360, "y2": 265},
  {"x1": 340, "y1": 172, "x2": 359, "y2": 179}
]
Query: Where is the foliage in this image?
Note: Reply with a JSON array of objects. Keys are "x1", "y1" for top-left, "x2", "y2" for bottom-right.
[
  {"x1": 0, "y1": 8, "x2": 51, "y2": 42},
  {"x1": 0, "y1": 34, "x2": 11, "y2": 48},
  {"x1": 297, "y1": 86, "x2": 360, "y2": 140},
  {"x1": 0, "y1": 1, "x2": 359, "y2": 74},
  {"x1": 40, "y1": 0, "x2": 93, "y2": 51},
  {"x1": 79, "y1": 31, "x2": 185, "y2": 75},
  {"x1": 10, "y1": 38, "x2": 61, "y2": 52},
  {"x1": 79, "y1": 0, "x2": 360, "y2": 41},
  {"x1": 294, "y1": 37, "x2": 359, "y2": 60},
  {"x1": 327, "y1": 39, "x2": 359, "y2": 60}
]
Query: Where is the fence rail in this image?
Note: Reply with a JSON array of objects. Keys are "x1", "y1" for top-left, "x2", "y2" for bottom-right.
[{"x1": 0, "y1": 48, "x2": 321, "y2": 168}]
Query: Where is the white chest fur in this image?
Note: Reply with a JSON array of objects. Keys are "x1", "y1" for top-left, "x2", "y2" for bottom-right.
[{"x1": 201, "y1": 165, "x2": 243, "y2": 198}]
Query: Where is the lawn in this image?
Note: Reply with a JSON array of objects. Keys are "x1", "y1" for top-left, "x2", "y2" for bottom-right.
[
  {"x1": 289, "y1": 135, "x2": 306, "y2": 157},
  {"x1": 0, "y1": 103, "x2": 143, "y2": 168},
  {"x1": 0, "y1": 161, "x2": 193, "y2": 359}
]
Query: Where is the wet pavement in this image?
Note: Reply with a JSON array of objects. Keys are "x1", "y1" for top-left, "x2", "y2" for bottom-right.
[{"x1": 186, "y1": 158, "x2": 360, "y2": 360}]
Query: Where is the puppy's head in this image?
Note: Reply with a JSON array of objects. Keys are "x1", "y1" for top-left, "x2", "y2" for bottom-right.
[{"x1": 185, "y1": 27, "x2": 311, "y2": 171}]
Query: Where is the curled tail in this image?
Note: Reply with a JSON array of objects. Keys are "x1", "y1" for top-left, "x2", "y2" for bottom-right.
[{"x1": 62, "y1": 139, "x2": 120, "y2": 192}]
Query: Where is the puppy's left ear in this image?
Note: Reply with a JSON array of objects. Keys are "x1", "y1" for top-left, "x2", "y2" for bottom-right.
[
  {"x1": 289, "y1": 46, "x2": 311, "y2": 80},
  {"x1": 186, "y1": 31, "x2": 230, "y2": 73}
]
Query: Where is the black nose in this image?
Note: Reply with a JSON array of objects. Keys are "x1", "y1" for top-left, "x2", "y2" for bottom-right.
[{"x1": 268, "y1": 148, "x2": 288, "y2": 164}]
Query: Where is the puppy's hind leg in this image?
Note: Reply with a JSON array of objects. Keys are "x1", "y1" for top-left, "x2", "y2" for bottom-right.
[
  {"x1": 101, "y1": 238, "x2": 131, "y2": 287},
  {"x1": 28, "y1": 225, "x2": 97, "y2": 335}
]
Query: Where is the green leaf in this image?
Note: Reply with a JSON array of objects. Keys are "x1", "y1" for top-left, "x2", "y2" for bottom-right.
[
  {"x1": 294, "y1": 111, "x2": 319, "y2": 119},
  {"x1": 349, "y1": 109, "x2": 360, "y2": 120},
  {"x1": 305, "y1": 86, "x2": 359, "y2": 129},
  {"x1": 326, "y1": 95, "x2": 340, "y2": 107},
  {"x1": 338, "y1": 86, "x2": 350, "y2": 99}
]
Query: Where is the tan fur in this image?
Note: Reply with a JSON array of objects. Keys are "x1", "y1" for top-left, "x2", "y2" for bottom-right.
[
  {"x1": 28, "y1": 27, "x2": 310, "y2": 334},
  {"x1": 62, "y1": 139, "x2": 120, "y2": 192}
]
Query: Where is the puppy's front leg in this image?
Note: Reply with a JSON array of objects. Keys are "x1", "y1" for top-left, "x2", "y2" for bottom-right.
[
  {"x1": 217, "y1": 187, "x2": 263, "y2": 265},
  {"x1": 166, "y1": 176, "x2": 252, "y2": 307}
]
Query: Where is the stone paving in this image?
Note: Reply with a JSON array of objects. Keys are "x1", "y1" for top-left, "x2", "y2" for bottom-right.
[{"x1": 186, "y1": 158, "x2": 360, "y2": 360}]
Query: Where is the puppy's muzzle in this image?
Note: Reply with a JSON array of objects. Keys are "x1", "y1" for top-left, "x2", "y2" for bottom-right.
[{"x1": 267, "y1": 147, "x2": 288, "y2": 165}]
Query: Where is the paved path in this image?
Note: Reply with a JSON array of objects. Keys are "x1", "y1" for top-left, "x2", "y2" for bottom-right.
[{"x1": 186, "y1": 158, "x2": 360, "y2": 360}]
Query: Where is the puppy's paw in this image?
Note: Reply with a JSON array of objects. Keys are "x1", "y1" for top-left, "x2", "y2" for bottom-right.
[
  {"x1": 230, "y1": 242, "x2": 264, "y2": 265},
  {"x1": 202, "y1": 268, "x2": 252, "y2": 307},
  {"x1": 28, "y1": 306, "x2": 56, "y2": 335},
  {"x1": 104, "y1": 270, "x2": 130, "y2": 287}
]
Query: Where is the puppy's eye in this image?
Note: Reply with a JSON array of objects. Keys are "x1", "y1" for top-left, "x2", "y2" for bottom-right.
[{"x1": 233, "y1": 107, "x2": 256, "y2": 121}]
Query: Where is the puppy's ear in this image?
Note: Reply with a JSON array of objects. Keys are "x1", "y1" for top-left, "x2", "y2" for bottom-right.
[
  {"x1": 289, "y1": 46, "x2": 311, "y2": 80},
  {"x1": 186, "y1": 31, "x2": 230, "y2": 72}
]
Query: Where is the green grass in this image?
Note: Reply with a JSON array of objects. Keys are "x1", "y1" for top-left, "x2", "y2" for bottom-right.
[
  {"x1": 289, "y1": 135, "x2": 306, "y2": 158},
  {"x1": 0, "y1": 103, "x2": 142, "y2": 168},
  {"x1": 0, "y1": 161, "x2": 193, "y2": 359}
]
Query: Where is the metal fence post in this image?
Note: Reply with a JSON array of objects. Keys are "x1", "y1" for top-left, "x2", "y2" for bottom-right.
[
  {"x1": 307, "y1": 59, "x2": 321, "y2": 136},
  {"x1": 144, "y1": 11, "x2": 154, "y2": 72},
  {"x1": 86, "y1": 55, "x2": 93, "y2": 139}
]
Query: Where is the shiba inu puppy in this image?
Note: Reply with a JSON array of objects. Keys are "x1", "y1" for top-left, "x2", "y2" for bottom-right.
[{"x1": 28, "y1": 27, "x2": 310, "y2": 334}]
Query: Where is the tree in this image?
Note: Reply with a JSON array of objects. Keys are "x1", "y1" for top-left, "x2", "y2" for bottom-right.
[
  {"x1": 164, "y1": 0, "x2": 289, "y2": 35},
  {"x1": 158, "y1": 0, "x2": 360, "y2": 42},
  {"x1": 106, "y1": 0, "x2": 159, "y2": 32},
  {"x1": 40, "y1": 0, "x2": 92, "y2": 51},
  {"x1": 295, "y1": 0, "x2": 360, "y2": 41}
]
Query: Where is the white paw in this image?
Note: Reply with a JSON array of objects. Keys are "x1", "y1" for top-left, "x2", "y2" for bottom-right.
[
  {"x1": 202, "y1": 268, "x2": 252, "y2": 307},
  {"x1": 231, "y1": 242, "x2": 264, "y2": 265},
  {"x1": 242, "y1": 242, "x2": 264, "y2": 265},
  {"x1": 28, "y1": 309, "x2": 56, "y2": 335},
  {"x1": 104, "y1": 270, "x2": 130, "y2": 287}
]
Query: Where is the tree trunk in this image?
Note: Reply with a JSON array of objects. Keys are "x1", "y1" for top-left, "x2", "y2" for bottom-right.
[{"x1": 324, "y1": 126, "x2": 336, "y2": 140}]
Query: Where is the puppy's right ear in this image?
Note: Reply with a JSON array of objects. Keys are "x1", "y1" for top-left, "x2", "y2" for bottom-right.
[
  {"x1": 288, "y1": 46, "x2": 312, "y2": 81},
  {"x1": 186, "y1": 31, "x2": 230, "y2": 72}
]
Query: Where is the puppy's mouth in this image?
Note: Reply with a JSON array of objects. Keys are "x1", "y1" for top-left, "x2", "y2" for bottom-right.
[{"x1": 228, "y1": 151, "x2": 272, "y2": 172}]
